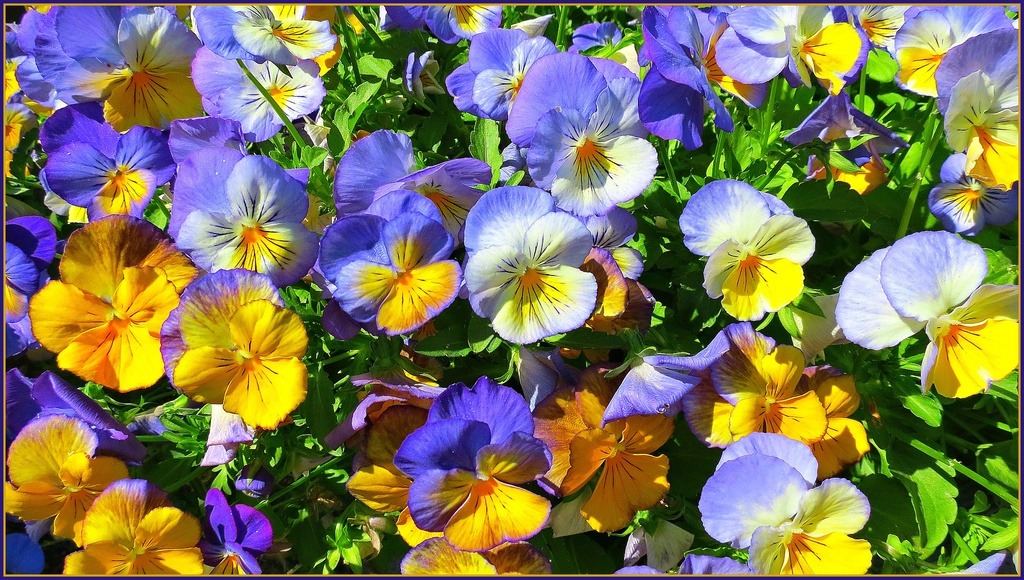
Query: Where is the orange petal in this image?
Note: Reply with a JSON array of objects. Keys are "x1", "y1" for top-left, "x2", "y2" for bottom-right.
[
  {"x1": 29, "y1": 281, "x2": 111, "y2": 353},
  {"x1": 444, "y1": 479, "x2": 550, "y2": 552},
  {"x1": 560, "y1": 428, "x2": 616, "y2": 497},
  {"x1": 581, "y1": 452, "x2": 670, "y2": 533}
]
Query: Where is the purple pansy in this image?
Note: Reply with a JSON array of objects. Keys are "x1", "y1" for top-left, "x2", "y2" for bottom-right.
[
  {"x1": 4, "y1": 216, "x2": 56, "y2": 356},
  {"x1": 200, "y1": 488, "x2": 273, "y2": 574},
  {"x1": 928, "y1": 153, "x2": 1018, "y2": 236}
]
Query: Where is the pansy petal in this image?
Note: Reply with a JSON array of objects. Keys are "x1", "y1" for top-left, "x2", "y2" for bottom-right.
[
  {"x1": 400, "y1": 538, "x2": 497, "y2": 574},
  {"x1": 428, "y1": 378, "x2": 535, "y2": 444},
  {"x1": 836, "y1": 248, "x2": 927, "y2": 350},
  {"x1": 582, "y1": 452, "x2": 670, "y2": 533},
  {"x1": 679, "y1": 180, "x2": 772, "y2": 256},
  {"x1": 394, "y1": 418, "x2": 492, "y2": 479},
  {"x1": 444, "y1": 479, "x2": 550, "y2": 551}
]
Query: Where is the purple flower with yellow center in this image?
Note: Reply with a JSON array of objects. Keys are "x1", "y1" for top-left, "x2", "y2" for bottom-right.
[
  {"x1": 463, "y1": 186, "x2": 598, "y2": 344},
  {"x1": 5, "y1": 103, "x2": 37, "y2": 152},
  {"x1": 193, "y1": 6, "x2": 336, "y2": 65},
  {"x1": 6, "y1": 369, "x2": 147, "y2": 464},
  {"x1": 679, "y1": 180, "x2": 815, "y2": 321},
  {"x1": 33, "y1": 7, "x2": 203, "y2": 131},
  {"x1": 12, "y1": 8, "x2": 58, "y2": 112},
  {"x1": 4, "y1": 415, "x2": 129, "y2": 545},
  {"x1": 446, "y1": 28, "x2": 557, "y2": 121},
  {"x1": 5, "y1": 216, "x2": 55, "y2": 357},
  {"x1": 402, "y1": 539, "x2": 552, "y2": 574},
  {"x1": 333, "y1": 130, "x2": 491, "y2": 239},
  {"x1": 424, "y1": 5, "x2": 503, "y2": 44},
  {"x1": 715, "y1": 6, "x2": 864, "y2": 95},
  {"x1": 319, "y1": 193, "x2": 462, "y2": 336},
  {"x1": 394, "y1": 377, "x2": 552, "y2": 552},
  {"x1": 935, "y1": 29, "x2": 1018, "y2": 190},
  {"x1": 170, "y1": 150, "x2": 319, "y2": 287},
  {"x1": 28, "y1": 216, "x2": 199, "y2": 392},
  {"x1": 160, "y1": 269, "x2": 309, "y2": 430},
  {"x1": 192, "y1": 47, "x2": 326, "y2": 143},
  {"x1": 639, "y1": 7, "x2": 767, "y2": 149},
  {"x1": 836, "y1": 231, "x2": 1019, "y2": 399},
  {"x1": 929, "y1": 153, "x2": 1018, "y2": 236},
  {"x1": 199, "y1": 488, "x2": 273, "y2": 575},
  {"x1": 785, "y1": 91, "x2": 908, "y2": 195},
  {"x1": 893, "y1": 6, "x2": 1012, "y2": 98},
  {"x1": 63, "y1": 479, "x2": 203, "y2": 574},
  {"x1": 571, "y1": 22, "x2": 622, "y2": 53},
  {"x1": 39, "y1": 103, "x2": 174, "y2": 219},
  {"x1": 508, "y1": 53, "x2": 657, "y2": 216},
  {"x1": 700, "y1": 433, "x2": 872, "y2": 574}
]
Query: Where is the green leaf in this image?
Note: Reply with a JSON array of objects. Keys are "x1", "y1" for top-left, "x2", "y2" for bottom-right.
[
  {"x1": 356, "y1": 55, "x2": 393, "y2": 80},
  {"x1": 469, "y1": 118, "x2": 502, "y2": 185},
  {"x1": 858, "y1": 474, "x2": 920, "y2": 544},
  {"x1": 778, "y1": 306, "x2": 801, "y2": 339},
  {"x1": 828, "y1": 150, "x2": 867, "y2": 174},
  {"x1": 300, "y1": 369, "x2": 336, "y2": 443},
  {"x1": 899, "y1": 142, "x2": 924, "y2": 179},
  {"x1": 866, "y1": 48, "x2": 899, "y2": 83},
  {"x1": 505, "y1": 170, "x2": 525, "y2": 186},
  {"x1": 782, "y1": 179, "x2": 867, "y2": 222},
  {"x1": 300, "y1": 146, "x2": 330, "y2": 170},
  {"x1": 414, "y1": 324, "x2": 470, "y2": 357},
  {"x1": 548, "y1": 328, "x2": 627, "y2": 350},
  {"x1": 790, "y1": 292, "x2": 824, "y2": 317},
  {"x1": 981, "y1": 521, "x2": 1020, "y2": 551},
  {"x1": 978, "y1": 438, "x2": 1019, "y2": 491},
  {"x1": 468, "y1": 315, "x2": 496, "y2": 354},
  {"x1": 890, "y1": 440, "x2": 959, "y2": 556},
  {"x1": 900, "y1": 393, "x2": 943, "y2": 427}
]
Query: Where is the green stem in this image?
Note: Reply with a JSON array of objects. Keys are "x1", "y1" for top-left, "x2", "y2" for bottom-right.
[
  {"x1": 895, "y1": 103, "x2": 942, "y2": 238},
  {"x1": 347, "y1": 6, "x2": 383, "y2": 47},
  {"x1": 555, "y1": 7, "x2": 569, "y2": 50},
  {"x1": 888, "y1": 427, "x2": 1019, "y2": 508},
  {"x1": 660, "y1": 141, "x2": 680, "y2": 199},
  {"x1": 858, "y1": 65, "x2": 867, "y2": 101},
  {"x1": 237, "y1": 60, "x2": 305, "y2": 144},
  {"x1": 712, "y1": 134, "x2": 725, "y2": 180},
  {"x1": 259, "y1": 453, "x2": 350, "y2": 509},
  {"x1": 760, "y1": 78, "x2": 780, "y2": 152},
  {"x1": 756, "y1": 146, "x2": 805, "y2": 192},
  {"x1": 336, "y1": 7, "x2": 362, "y2": 85}
]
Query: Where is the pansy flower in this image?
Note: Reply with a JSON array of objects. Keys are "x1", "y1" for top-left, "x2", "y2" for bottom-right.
[
  {"x1": 167, "y1": 117, "x2": 247, "y2": 165},
  {"x1": 40, "y1": 103, "x2": 175, "y2": 218},
  {"x1": 192, "y1": 47, "x2": 326, "y2": 143},
  {"x1": 12, "y1": 8, "x2": 58, "y2": 113},
  {"x1": 160, "y1": 269, "x2": 309, "y2": 430},
  {"x1": 325, "y1": 381, "x2": 443, "y2": 451},
  {"x1": 836, "y1": 231, "x2": 1019, "y2": 398},
  {"x1": 236, "y1": 465, "x2": 274, "y2": 499},
  {"x1": 785, "y1": 91, "x2": 908, "y2": 196},
  {"x1": 381, "y1": 6, "x2": 427, "y2": 32},
  {"x1": 800, "y1": 366, "x2": 871, "y2": 480},
  {"x1": 508, "y1": 53, "x2": 657, "y2": 216},
  {"x1": 6, "y1": 369, "x2": 147, "y2": 464},
  {"x1": 446, "y1": 28, "x2": 557, "y2": 121},
  {"x1": 192, "y1": 6, "x2": 336, "y2": 65},
  {"x1": 533, "y1": 367, "x2": 673, "y2": 533},
  {"x1": 639, "y1": 7, "x2": 766, "y2": 149},
  {"x1": 5, "y1": 216, "x2": 55, "y2": 356},
  {"x1": 319, "y1": 194, "x2": 462, "y2": 336},
  {"x1": 510, "y1": 14, "x2": 553, "y2": 38},
  {"x1": 679, "y1": 554, "x2": 752, "y2": 574},
  {"x1": 29, "y1": 216, "x2": 198, "y2": 392},
  {"x1": 679, "y1": 180, "x2": 815, "y2": 321},
  {"x1": 699, "y1": 433, "x2": 872, "y2": 574},
  {"x1": 346, "y1": 405, "x2": 442, "y2": 547},
  {"x1": 394, "y1": 378, "x2": 552, "y2": 552},
  {"x1": 703, "y1": 323, "x2": 829, "y2": 446},
  {"x1": 893, "y1": 6, "x2": 1012, "y2": 98},
  {"x1": 928, "y1": 153, "x2": 1018, "y2": 236},
  {"x1": 423, "y1": 5, "x2": 503, "y2": 44},
  {"x1": 715, "y1": 6, "x2": 864, "y2": 95},
  {"x1": 333, "y1": 130, "x2": 491, "y2": 239},
  {"x1": 463, "y1": 186, "x2": 598, "y2": 344},
  {"x1": 934, "y1": 29, "x2": 1019, "y2": 190},
  {"x1": 405, "y1": 51, "x2": 445, "y2": 100},
  {"x1": 64, "y1": 479, "x2": 203, "y2": 575},
  {"x1": 199, "y1": 488, "x2": 273, "y2": 574},
  {"x1": 34, "y1": 7, "x2": 203, "y2": 130},
  {"x1": 171, "y1": 151, "x2": 319, "y2": 287},
  {"x1": 4, "y1": 415, "x2": 129, "y2": 545},
  {"x1": 402, "y1": 539, "x2": 551, "y2": 574}
]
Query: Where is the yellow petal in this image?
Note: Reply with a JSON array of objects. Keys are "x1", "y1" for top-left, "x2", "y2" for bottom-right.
[
  {"x1": 896, "y1": 47, "x2": 943, "y2": 97},
  {"x1": 721, "y1": 257, "x2": 804, "y2": 321},
  {"x1": 376, "y1": 261, "x2": 460, "y2": 335},
  {"x1": 681, "y1": 382, "x2": 736, "y2": 448},
  {"x1": 532, "y1": 387, "x2": 589, "y2": 491},
  {"x1": 760, "y1": 345, "x2": 807, "y2": 401},
  {"x1": 560, "y1": 428, "x2": 616, "y2": 497},
  {"x1": 365, "y1": 406, "x2": 429, "y2": 466},
  {"x1": 57, "y1": 320, "x2": 166, "y2": 392},
  {"x1": 401, "y1": 538, "x2": 498, "y2": 575},
  {"x1": 8, "y1": 415, "x2": 97, "y2": 487},
  {"x1": 619, "y1": 413, "x2": 675, "y2": 455},
  {"x1": 730, "y1": 390, "x2": 828, "y2": 444},
  {"x1": 811, "y1": 418, "x2": 871, "y2": 480},
  {"x1": 926, "y1": 318, "x2": 1020, "y2": 398},
  {"x1": 486, "y1": 542, "x2": 552, "y2": 574},
  {"x1": 228, "y1": 299, "x2": 308, "y2": 359},
  {"x1": 396, "y1": 508, "x2": 444, "y2": 548},
  {"x1": 799, "y1": 23, "x2": 862, "y2": 95},
  {"x1": 444, "y1": 480, "x2": 550, "y2": 552},
  {"x1": 223, "y1": 356, "x2": 309, "y2": 430},
  {"x1": 131, "y1": 548, "x2": 205, "y2": 575},
  {"x1": 784, "y1": 533, "x2": 873, "y2": 574},
  {"x1": 80, "y1": 481, "x2": 171, "y2": 548},
  {"x1": 173, "y1": 346, "x2": 242, "y2": 404},
  {"x1": 112, "y1": 267, "x2": 181, "y2": 335},
  {"x1": 64, "y1": 542, "x2": 127, "y2": 575},
  {"x1": 812, "y1": 373, "x2": 860, "y2": 418},
  {"x1": 104, "y1": 71, "x2": 203, "y2": 131},
  {"x1": 5, "y1": 481, "x2": 66, "y2": 522},
  {"x1": 347, "y1": 465, "x2": 412, "y2": 514},
  {"x1": 135, "y1": 506, "x2": 202, "y2": 551},
  {"x1": 581, "y1": 452, "x2": 670, "y2": 533},
  {"x1": 29, "y1": 281, "x2": 112, "y2": 352}
]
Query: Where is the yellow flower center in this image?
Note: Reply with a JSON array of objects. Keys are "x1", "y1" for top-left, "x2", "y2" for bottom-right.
[
  {"x1": 241, "y1": 224, "x2": 268, "y2": 245},
  {"x1": 520, "y1": 267, "x2": 543, "y2": 288},
  {"x1": 266, "y1": 85, "x2": 289, "y2": 108},
  {"x1": 395, "y1": 269, "x2": 416, "y2": 286}
]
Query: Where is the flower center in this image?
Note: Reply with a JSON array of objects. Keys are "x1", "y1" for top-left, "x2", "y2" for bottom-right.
[
  {"x1": 266, "y1": 85, "x2": 289, "y2": 108},
  {"x1": 519, "y1": 267, "x2": 543, "y2": 288},
  {"x1": 241, "y1": 224, "x2": 268, "y2": 245},
  {"x1": 738, "y1": 253, "x2": 762, "y2": 271},
  {"x1": 394, "y1": 269, "x2": 416, "y2": 286}
]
